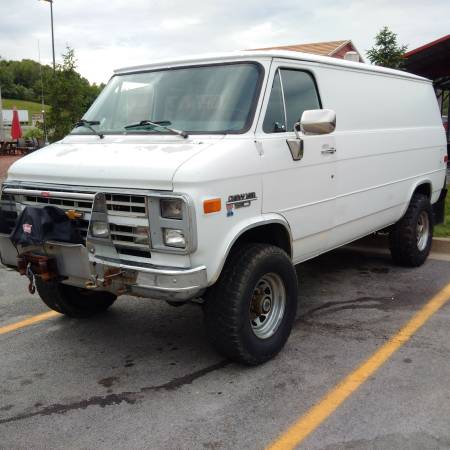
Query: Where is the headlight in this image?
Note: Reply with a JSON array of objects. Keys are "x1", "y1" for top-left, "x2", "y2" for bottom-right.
[
  {"x1": 160, "y1": 198, "x2": 183, "y2": 220},
  {"x1": 91, "y1": 221, "x2": 109, "y2": 238},
  {"x1": 163, "y1": 228, "x2": 186, "y2": 248}
]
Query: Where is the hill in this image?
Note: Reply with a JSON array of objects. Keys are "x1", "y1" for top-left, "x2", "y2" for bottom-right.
[{"x1": 2, "y1": 99, "x2": 49, "y2": 124}]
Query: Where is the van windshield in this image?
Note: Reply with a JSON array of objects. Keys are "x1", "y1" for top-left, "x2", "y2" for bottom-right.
[{"x1": 72, "y1": 62, "x2": 262, "y2": 136}]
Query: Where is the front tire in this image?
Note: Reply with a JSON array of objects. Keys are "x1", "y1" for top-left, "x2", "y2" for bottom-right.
[
  {"x1": 204, "y1": 244, "x2": 298, "y2": 365},
  {"x1": 389, "y1": 193, "x2": 433, "y2": 267},
  {"x1": 36, "y1": 278, "x2": 117, "y2": 318}
]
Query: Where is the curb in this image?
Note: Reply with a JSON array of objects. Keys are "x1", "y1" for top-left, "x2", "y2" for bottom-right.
[{"x1": 431, "y1": 237, "x2": 450, "y2": 254}]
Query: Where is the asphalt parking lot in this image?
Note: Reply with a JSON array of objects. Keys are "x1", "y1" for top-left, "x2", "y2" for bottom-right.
[{"x1": 1, "y1": 245, "x2": 450, "y2": 450}]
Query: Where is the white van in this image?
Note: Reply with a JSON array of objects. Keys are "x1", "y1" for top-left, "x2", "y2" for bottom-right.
[{"x1": 0, "y1": 50, "x2": 447, "y2": 364}]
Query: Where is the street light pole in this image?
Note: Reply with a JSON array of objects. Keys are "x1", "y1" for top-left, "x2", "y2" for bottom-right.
[
  {"x1": 49, "y1": 0, "x2": 55, "y2": 71},
  {"x1": 37, "y1": 41, "x2": 49, "y2": 145},
  {"x1": 41, "y1": 0, "x2": 56, "y2": 71}
]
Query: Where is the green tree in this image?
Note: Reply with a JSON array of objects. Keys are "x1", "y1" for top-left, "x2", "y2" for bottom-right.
[
  {"x1": 0, "y1": 59, "x2": 16, "y2": 98},
  {"x1": 0, "y1": 56, "x2": 53, "y2": 102},
  {"x1": 366, "y1": 27, "x2": 408, "y2": 69},
  {"x1": 45, "y1": 46, "x2": 99, "y2": 141}
]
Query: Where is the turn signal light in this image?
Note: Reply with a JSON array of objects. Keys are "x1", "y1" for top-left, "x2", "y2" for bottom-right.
[{"x1": 203, "y1": 198, "x2": 221, "y2": 214}]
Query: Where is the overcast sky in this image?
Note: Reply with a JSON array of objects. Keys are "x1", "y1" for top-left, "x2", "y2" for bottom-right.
[{"x1": 0, "y1": 0, "x2": 449, "y2": 84}]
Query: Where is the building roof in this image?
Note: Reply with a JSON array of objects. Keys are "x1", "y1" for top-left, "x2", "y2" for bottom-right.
[
  {"x1": 250, "y1": 40, "x2": 364, "y2": 62},
  {"x1": 252, "y1": 40, "x2": 350, "y2": 56},
  {"x1": 115, "y1": 50, "x2": 428, "y2": 83},
  {"x1": 404, "y1": 34, "x2": 450, "y2": 88}
]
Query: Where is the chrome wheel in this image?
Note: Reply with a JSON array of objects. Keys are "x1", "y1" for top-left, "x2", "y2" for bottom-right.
[
  {"x1": 250, "y1": 273, "x2": 286, "y2": 339},
  {"x1": 417, "y1": 211, "x2": 430, "y2": 251}
]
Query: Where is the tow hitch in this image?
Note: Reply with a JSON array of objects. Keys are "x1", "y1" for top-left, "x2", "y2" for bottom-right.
[{"x1": 17, "y1": 253, "x2": 59, "y2": 294}]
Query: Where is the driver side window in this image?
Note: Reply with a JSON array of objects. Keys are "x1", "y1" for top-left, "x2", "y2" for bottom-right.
[{"x1": 263, "y1": 68, "x2": 321, "y2": 133}]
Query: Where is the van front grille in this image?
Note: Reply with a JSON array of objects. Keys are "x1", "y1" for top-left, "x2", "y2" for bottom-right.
[
  {"x1": 3, "y1": 187, "x2": 151, "y2": 261},
  {"x1": 105, "y1": 194, "x2": 146, "y2": 216},
  {"x1": 22, "y1": 192, "x2": 147, "y2": 217}
]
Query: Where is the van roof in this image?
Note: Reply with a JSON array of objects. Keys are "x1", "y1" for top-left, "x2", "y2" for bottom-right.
[{"x1": 114, "y1": 50, "x2": 429, "y2": 82}]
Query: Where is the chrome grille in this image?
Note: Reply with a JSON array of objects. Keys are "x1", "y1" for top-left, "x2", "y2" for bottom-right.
[
  {"x1": 5, "y1": 187, "x2": 151, "y2": 261},
  {"x1": 22, "y1": 193, "x2": 147, "y2": 217},
  {"x1": 105, "y1": 194, "x2": 146, "y2": 216},
  {"x1": 110, "y1": 224, "x2": 151, "y2": 259},
  {"x1": 73, "y1": 220, "x2": 151, "y2": 259}
]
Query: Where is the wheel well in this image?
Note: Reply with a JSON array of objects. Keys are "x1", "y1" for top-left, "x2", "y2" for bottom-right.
[
  {"x1": 413, "y1": 183, "x2": 431, "y2": 199},
  {"x1": 229, "y1": 223, "x2": 292, "y2": 258}
]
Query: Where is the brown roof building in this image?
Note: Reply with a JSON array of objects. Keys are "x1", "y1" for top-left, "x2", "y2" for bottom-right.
[{"x1": 251, "y1": 40, "x2": 364, "y2": 62}]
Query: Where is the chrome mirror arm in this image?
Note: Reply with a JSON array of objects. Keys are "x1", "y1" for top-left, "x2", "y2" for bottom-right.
[
  {"x1": 287, "y1": 122, "x2": 304, "y2": 161},
  {"x1": 294, "y1": 121, "x2": 302, "y2": 140}
]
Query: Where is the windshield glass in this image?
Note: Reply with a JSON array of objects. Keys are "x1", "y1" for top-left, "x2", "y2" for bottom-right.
[{"x1": 72, "y1": 62, "x2": 262, "y2": 135}]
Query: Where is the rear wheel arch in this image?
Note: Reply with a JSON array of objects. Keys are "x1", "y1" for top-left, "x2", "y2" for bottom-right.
[
  {"x1": 413, "y1": 182, "x2": 432, "y2": 200},
  {"x1": 399, "y1": 180, "x2": 433, "y2": 219}
]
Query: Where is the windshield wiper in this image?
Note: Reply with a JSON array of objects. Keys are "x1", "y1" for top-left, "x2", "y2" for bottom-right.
[
  {"x1": 124, "y1": 120, "x2": 188, "y2": 139},
  {"x1": 74, "y1": 120, "x2": 104, "y2": 139}
]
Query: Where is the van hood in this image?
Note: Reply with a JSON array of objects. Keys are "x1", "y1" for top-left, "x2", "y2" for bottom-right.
[{"x1": 6, "y1": 135, "x2": 221, "y2": 191}]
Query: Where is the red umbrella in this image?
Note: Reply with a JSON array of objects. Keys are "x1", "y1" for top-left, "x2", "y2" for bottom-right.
[{"x1": 11, "y1": 107, "x2": 22, "y2": 140}]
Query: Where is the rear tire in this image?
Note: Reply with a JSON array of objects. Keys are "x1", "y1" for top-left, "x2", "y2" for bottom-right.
[
  {"x1": 389, "y1": 193, "x2": 433, "y2": 267},
  {"x1": 203, "y1": 244, "x2": 298, "y2": 365},
  {"x1": 36, "y1": 278, "x2": 117, "y2": 318}
]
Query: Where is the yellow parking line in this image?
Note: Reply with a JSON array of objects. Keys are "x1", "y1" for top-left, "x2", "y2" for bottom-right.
[
  {"x1": 266, "y1": 282, "x2": 450, "y2": 450},
  {"x1": 0, "y1": 310, "x2": 60, "y2": 335}
]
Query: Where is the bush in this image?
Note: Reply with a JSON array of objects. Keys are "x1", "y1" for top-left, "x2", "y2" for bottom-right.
[{"x1": 23, "y1": 127, "x2": 44, "y2": 140}]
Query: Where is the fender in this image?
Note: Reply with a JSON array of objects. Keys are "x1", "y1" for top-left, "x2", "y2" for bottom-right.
[{"x1": 207, "y1": 213, "x2": 293, "y2": 286}]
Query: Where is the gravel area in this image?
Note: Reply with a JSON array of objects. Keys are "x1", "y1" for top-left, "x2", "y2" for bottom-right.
[{"x1": 0, "y1": 156, "x2": 22, "y2": 183}]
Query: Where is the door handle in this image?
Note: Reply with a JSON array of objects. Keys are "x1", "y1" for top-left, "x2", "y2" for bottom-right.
[{"x1": 321, "y1": 147, "x2": 336, "y2": 154}]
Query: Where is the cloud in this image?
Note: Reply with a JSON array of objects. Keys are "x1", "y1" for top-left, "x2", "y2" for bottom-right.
[
  {"x1": 231, "y1": 22, "x2": 287, "y2": 50},
  {"x1": 160, "y1": 17, "x2": 202, "y2": 31},
  {"x1": 0, "y1": 0, "x2": 448, "y2": 83}
]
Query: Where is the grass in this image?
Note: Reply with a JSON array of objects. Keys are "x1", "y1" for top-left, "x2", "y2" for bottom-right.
[
  {"x1": 2, "y1": 99, "x2": 49, "y2": 124},
  {"x1": 434, "y1": 193, "x2": 450, "y2": 237}
]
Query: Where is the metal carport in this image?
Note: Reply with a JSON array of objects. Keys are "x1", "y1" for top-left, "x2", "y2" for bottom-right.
[{"x1": 404, "y1": 34, "x2": 450, "y2": 153}]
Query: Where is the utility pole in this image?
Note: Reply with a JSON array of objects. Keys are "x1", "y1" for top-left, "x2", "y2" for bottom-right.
[{"x1": 38, "y1": 40, "x2": 49, "y2": 145}]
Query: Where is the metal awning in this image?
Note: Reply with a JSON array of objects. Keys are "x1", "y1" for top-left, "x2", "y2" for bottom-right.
[{"x1": 404, "y1": 34, "x2": 450, "y2": 89}]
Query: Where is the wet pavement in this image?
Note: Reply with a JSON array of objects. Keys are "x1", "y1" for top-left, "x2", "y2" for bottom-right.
[{"x1": 1, "y1": 246, "x2": 450, "y2": 449}]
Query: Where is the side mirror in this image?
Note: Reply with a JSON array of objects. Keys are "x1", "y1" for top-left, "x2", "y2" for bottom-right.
[{"x1": 298, "y1": 109, "x2": 336, "y2": 135}]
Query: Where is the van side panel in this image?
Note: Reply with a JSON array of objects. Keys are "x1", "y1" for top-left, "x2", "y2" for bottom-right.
[{"x1": 314, "y1": 65, "x2": 446, "y2": 249}]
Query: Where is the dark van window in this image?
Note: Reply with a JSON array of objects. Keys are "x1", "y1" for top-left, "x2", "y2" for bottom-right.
[
  {"x1": 263, "y1": 68, "x2": 320, "y2": 133},
  {"x1": 281, "y1": 69, "x2": 320, "y2": 131},
  {"x1": 262, "y1": 71, "x2": 286, "y2": 133}
]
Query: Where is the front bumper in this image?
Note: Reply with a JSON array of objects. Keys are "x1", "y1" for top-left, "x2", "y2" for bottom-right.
[
  {"x1": 123, "y1": 262, "x2": 208, "y2": 301},
  {"x1": 0, "y1": 234, "x2": 207, "y2": 301},
  {"x1": 0, "y1": 184, "x2": 205, "y2": 301}
]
